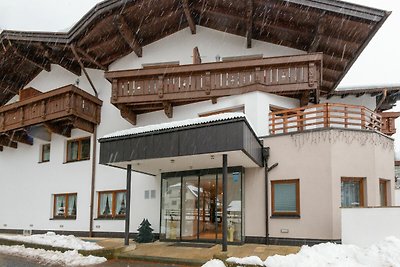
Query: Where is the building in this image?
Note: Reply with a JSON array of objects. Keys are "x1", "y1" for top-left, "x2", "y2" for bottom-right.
[{"x1": 0, "y1": 0, "x2": 398, "y2": 246}]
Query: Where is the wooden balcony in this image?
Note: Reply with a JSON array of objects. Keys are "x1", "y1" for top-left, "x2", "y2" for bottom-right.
[
  {"x1": 269, "y1": 103, "x2": 382, "y2": 135},
  {"x1": 105, "y1": 53, "x2": 323, "y2": 125},
  {"x1": 380, "y1": 112, "x2": 400, "y2": 136},
  {"x1": 0, "y1": 85, "x2": 102, "y2": 150}
]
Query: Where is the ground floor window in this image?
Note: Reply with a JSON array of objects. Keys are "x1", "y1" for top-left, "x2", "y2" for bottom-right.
[
  {"x1": 160, "y1": 167, "x2": 243, "y2": 243},
  {"x1": 379, "y1": 179, "x2": 389, "y2": 206},
  {"x1": 271, "y1": 179, "x2": 300, "y2": 217},
  {"x1": 53, "y1": 193, "x2": 77, "y2": 219},
  {"x1": 341, "y1": 177, "x2": 364, "y2": 207},
  {"x1": 98, "y1": 190, "x2": 127, "y2": 219}
]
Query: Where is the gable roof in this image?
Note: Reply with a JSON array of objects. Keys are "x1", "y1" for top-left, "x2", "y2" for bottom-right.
[{"x1": 0, "y1": 0, "x2": 390, "y2": 106}]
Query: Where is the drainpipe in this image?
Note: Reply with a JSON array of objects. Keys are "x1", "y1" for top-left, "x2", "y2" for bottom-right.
[
  {"x1": 71, "y1": 44, "x2": 99, "y2": 237},
  {"x1": 263, "y1": 148, "x2": 270, "y2": 245}
]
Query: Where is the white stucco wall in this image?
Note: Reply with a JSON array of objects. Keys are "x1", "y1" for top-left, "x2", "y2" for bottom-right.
[
  {"x1": 0, "y1": 26, "x2": 304, "y2": 235},
  {"x1": 342, "y1": 207, "x2": 400, "y2": 247}
]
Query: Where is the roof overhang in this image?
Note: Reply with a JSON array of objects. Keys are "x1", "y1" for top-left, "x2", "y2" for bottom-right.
[
  {"x1": 0, "y1": 0, "x2": 390, "y2": 105},
  {"x1": 99, "y1": 115, "x2": 264, "y2": 174}
]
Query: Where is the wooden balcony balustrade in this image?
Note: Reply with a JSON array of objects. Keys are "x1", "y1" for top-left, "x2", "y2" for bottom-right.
[
  {"x1": 380, "y1": 112, "x2": 400, "y2": 136},
  {"x1": 269, "y1": 103, "x2": 383, "y2": 135},
  {"x1": 0, "y1": 85, "x2": 102, "y2": 150},
  {"x1": 105, "y1": 53, "x2": 323, "y2": 125}
]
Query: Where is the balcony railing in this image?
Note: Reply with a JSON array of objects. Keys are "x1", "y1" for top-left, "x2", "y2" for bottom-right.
[
  {"x1": 105, "y1": 53, "x2": 323, "y2": 124},
  {"x1": 269, "y1": 103, "x2": 382, "y2": 135},
  {"x1": 0, "y1": 85, "x2": 102, "y2": 148}
]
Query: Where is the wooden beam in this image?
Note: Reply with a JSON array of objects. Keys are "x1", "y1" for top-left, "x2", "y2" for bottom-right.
[
  {"x1": 0, "y1": 135, "x2": 18, "y2": 149},
  {"x1": 44, "y1": 122, "x2": 72, "y2": 138},
  {"x1": 300, "y1": 91, "x2": 310, "y2": 107},
  {"x1": 114, "y1": 15, "x2": 142, "y2": 57},
  {"x1": 193, "y1": 46, "x2": 201, "y2": 64},
  {"x1": 39, "y1": 43, "x2": 82, "y2": 76},
  {"x1": 182, "y1": 0, "x2": 196, "y2": 34},
  {"x1": 0, "y1": 146, "x2": 3, "y2": 152},
  {"x1": 356, "y1": 92, "x2": 365, "y2": 98},
  {"x1": 120, "y1": 106, "x2": 137, "y2": 125},
  {"x1": 72, "y1": 118, "x2": 95, "y2": 133},
  {"x1": 163, "y1": 102, "x2": 173, "y2": 118},
  {"x1": 246, "y1": 0, "x2": 253, "y2": 48},
  {"x1": 74, "y1": 46, "x2": 107, "y2": 71},
  {"x1": 9, "y1": 45, "x2": 51, "y2": 72}
]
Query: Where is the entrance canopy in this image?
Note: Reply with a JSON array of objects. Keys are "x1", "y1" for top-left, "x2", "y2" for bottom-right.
[{"x1": 99, "y1": 113, "x2": 263, "y2": 175}]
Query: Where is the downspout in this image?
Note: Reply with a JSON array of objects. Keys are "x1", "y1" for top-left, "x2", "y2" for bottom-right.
[
  {"x1": 71, "y1": 44, "x2": 99, "y2": 237},
  {"x1": 263, "y1": 147, "x2": 278, "y2": 245}
]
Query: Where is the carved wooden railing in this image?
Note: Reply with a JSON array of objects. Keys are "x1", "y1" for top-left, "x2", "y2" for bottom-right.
[
  {"x1": 269, "y1": 103, "x2": 382, "y2": 135},
  {"x1": 105, "y1": 53, "x2": 323, "y2": 123},
  {"x1": 0, "y1": 85, "x2": 102, "y2": 135}
]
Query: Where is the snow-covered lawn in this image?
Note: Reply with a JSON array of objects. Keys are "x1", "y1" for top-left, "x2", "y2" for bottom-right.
[
  {"x1": 0, "y1": 245, "x2": 106, "y2": 266},
  {"x1": 0, "y1": 232, "x2": 103, "y2": 251},
  {"x1": 202, "y1": 236, "x2": 400, "y2": 267}
]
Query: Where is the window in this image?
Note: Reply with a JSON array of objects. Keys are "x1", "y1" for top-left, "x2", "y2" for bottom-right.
[
  {"x1": 98, "y1": 190, "x2": 127, "y2": 218},
  {"x1": 40, "y1": 144, "x2": 51, "y2": 162},
  {"x1": 341, "y1": 177, "x2": 364, "y2": 207},
  {"x1": 66, "y1": 137, "x2": 90, "y2": 162},
  {"x1": 53, "y1": 193, "x2": 77, "y2": 219},
  {"x1": 271, "y1": 179, "x2": 300, "y2": 216},
  {"x1": 379, "y1": 179, "x2": 389, "y2": 206}
]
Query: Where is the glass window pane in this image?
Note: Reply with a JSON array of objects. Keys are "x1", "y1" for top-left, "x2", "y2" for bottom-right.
[
  {"x1": 67, "y1": 141, "x2": 79, "y2": 161},
  {"x1": 42, "y1": 144, "x2": 50, "y2": 162},
  {"x1": 67, "y1": 195, "x2": 77, "y2": 216},
  {"x1": 55, "y1": 195, "x2": 66, "y2": 217},
  {"x1": 80, "y1": 138, "x2": 91, "y2": 160},
  {"x1": 99, "y1": 193, "x2": 113, "y2": 216},
  {"x1": 161, "y1": 177, "x2": 181, "y2": 240},
  {"x1": 274, "y1": 182, "x2": 297, "y2": 212},
  {"x1": 116, "y1": 192, "x2": 127, "y2": 216},
  {"x1": 341, "y1": 180, "x2": 361, "y2": 207}
]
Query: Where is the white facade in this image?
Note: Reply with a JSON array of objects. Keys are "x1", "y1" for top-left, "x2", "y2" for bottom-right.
[{"x1": 0, "y1": 26, "x2": 390, "y2": 242}]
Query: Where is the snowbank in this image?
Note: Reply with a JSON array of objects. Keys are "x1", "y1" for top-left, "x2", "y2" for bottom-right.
[
  {"x1": 202, "y1": 236, "x2": 400, "y2": 267},
  {"x1": 0, "y1": 245, "x2": 106, "y2": 266},
  {"x1": 0, "y1": 232, "x2": 102, "y2": 251}
]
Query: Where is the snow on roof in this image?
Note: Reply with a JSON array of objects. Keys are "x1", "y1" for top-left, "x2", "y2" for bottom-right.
[{"x1": 101, "y1": 112, "x2": 247, "y2": 140}]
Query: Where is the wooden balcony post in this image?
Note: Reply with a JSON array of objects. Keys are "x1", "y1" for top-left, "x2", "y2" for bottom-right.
[
  {"x1": 112, "y1": 80, "x2": 119, "y2": 102},
  {"x1": 323, "y1": 104, "x2": 329, "y2": 128},
  {"x1": 270, "y1": 113, "x2": 275, "y2": 134},
  {"x1": 283, "y1": 115, "x2": 288, "y2": 133},
  {"x1": 0, "y1": 113, "x2": 4, "y2": 131},
  {"x1": 344, "y1": 106, "x2": 348, "y2": 128},
  {"x1": 41, "y1": 100, "x2": 47, "y2": 119},
  {"x1": 158, "y1": 75, "x2": 164, "y2": 98},
  {"x1": 205, "y1": 72, "x2": 211, "y2": 95},
  {"x1": 308, "y1": 62, "x2": 316, "y2": 87},
  {"x1": 361, "y1": 107, "x2": 366, "y2": 129},
  {"x1": 255, "y1": 67, "x2": 261, "y2": 83},
  {"x1": 20, "y1": 107, "x2": 24, "y2": 126}
]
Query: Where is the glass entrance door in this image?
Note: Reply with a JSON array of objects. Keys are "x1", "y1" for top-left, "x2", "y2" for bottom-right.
[
  {"x1": 198, "y1": 174, "x2": 218, "y2": 241},
  {"x1": 181, "y1": 176, "x2": 199, "y2": 240}
]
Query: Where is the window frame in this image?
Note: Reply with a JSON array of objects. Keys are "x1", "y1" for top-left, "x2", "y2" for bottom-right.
[
  {"x1": 53, "y1": 193, "x2": 77, "y2": 219},
  {"x1": 271, "y1": 179, "x2": 300, "y2": 217},
  {"x1": 40, "y1": 143, "x2": 51, "y2": 163},
  {"x1": 66, "y1": 137, "x2": 91, "y2": 163},
  {"x1": 97, "y1": 190, "x2": 127, "y2": 219},
  {"x1": 379, "y1": 179, "x2": 389, "y2": 207},
  {"x1": 341, "y1": 177, "x2": 365, "y2": 208}
]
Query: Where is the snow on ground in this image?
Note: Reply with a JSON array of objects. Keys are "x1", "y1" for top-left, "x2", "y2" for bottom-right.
[
  {"x1": 0, "y1": 245, "x2": 106, "y2": 266},
  {"x1": 202, "y1": 236, "x2": 400, "y2": 267},
  {"x1": 0, "y1": 232, "x2": 103, "y2": 251}
]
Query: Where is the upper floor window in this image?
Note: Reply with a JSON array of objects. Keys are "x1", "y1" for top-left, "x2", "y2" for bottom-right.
[
  {"x1": 98, "y1": 190, "x2": 127, "y2": 219},
  {"x1": 271, "y1": 179, "x2": 300, "y2": 217},
  {"x1": 341, "y1": 177, "x2": 364, "y2": 207},
  {"x1": 66, "y1": 137, "x2": 90, "y2": 162},
  {"x1": 40, "y1": 144, "x2": 51, "y2": 163},
  {"x1": 53, "y1": 193, "x2": 77, "y2": 219}
]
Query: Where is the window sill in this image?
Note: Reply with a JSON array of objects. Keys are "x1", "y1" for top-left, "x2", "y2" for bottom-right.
[
  {"x1": 63, "y1": 159, "x2": 90, "y2": 164},
  {"x1": 50, "y1": 217, "x2": 76, "y2": 220},
  {"x1": 38, "y1": 161, "x2": 50, "y2": 164},
  {"x1": 94, "y1": 217, "x2": 126, "y2": 220},
  {"x1": 270, "y1": 214, "x2": 300, "y2": 219}
]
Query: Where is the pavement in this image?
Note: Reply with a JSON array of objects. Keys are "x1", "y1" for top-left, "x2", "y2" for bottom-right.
[{"x1": 86, "y1": 238, "x2": 300, "y2": 266}]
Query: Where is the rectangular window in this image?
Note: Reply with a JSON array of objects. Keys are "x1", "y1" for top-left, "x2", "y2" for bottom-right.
[
  {"x1": 98, "y1": 190, "x2": 127, "y2": 219},
  {"x1": 271, "y1": 179, "x2": 300, "y2": 216},
  {"x1": 41, "y1": 144, "x2": 51, "y2": 162},
  {"x1": 379, "y1": 179, "x2": 389, "y2": 207},
  {"x1": 341, "y1": 177, "x2": 364, "y2": 207},
  {"x1": 53, "y1": 193, "x2": 77, "y2": 219},
  {"x1": 66, "y1": 137, "x2": 91, "y2": 162}
]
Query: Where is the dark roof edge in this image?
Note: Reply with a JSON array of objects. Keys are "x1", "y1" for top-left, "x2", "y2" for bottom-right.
[
  {"x1": 330, "y1": 10, "x2": 391, "y2": 93},
  {"x1": 0, "y1": 0, "x2": 389, "y2": 45}
]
